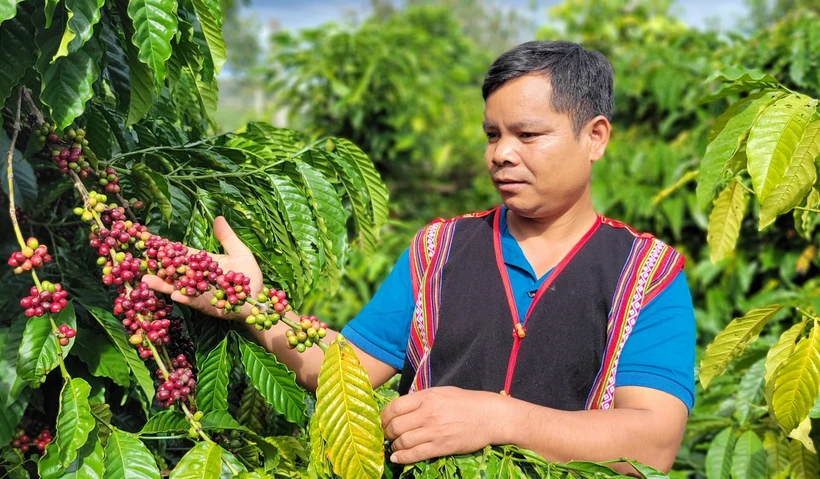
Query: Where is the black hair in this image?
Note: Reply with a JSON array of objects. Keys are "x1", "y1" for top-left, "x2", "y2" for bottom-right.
[{"x1": 482, "y1": 41, "x2": 614, "y2": 136}]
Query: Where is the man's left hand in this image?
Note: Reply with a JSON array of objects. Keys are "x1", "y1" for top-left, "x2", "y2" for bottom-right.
[{"x1": 381, "y1": 386, "x2": 505, "y2": 464}]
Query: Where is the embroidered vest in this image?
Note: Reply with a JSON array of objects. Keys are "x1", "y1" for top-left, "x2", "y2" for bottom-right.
[{"x1": 397, "y1": 207, "x2": 683, "y2": 410}]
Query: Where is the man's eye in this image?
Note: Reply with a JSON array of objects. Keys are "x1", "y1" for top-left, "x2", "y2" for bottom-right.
[
  {"x1": 519, "y1": 132, "x2": 535, "y2": 138},
  {"x1": 485, "y1": 132, "x2": 498, "y2": 140}
]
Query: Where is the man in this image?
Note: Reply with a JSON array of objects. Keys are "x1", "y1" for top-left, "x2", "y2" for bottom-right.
[{"x1": 146, "y1": 41, "x2": 694, "y2": 474}]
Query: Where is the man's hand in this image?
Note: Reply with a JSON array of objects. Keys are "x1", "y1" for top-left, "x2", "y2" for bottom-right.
[
  {"x1": 381, "y1": 386, "x2": 504, "y2": 464},
  {"x1": 141, "y1": 216, "x2": 264, "y2": 320}
]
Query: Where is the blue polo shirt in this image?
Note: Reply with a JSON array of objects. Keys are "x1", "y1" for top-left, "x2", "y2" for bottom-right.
[{"x1": 341, "y1": 212, "x2": 696, "y2": 412}]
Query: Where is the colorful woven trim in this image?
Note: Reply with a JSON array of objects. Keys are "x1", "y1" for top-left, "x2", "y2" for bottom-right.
[
  {"x1": 585, "y1": 236, "x2": 684, "y2": 409},
  {"x1": 406, "y1": 209, "x2": 494, "y2": 393}
]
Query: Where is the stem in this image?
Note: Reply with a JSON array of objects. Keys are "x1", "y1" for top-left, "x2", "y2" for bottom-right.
[
  {"x1": 795, "y1": 307, "x2": 819, "y2": 321},
  {"x1": 794, "y1": 205, "x2": 820, "y2": 214},
  {"x1": 147, "y1": 340, "x2": 170, "y2": 380},
  {"x1": 167, "y1": 163, "x2": 282, "y2": 181},
  {"x1": 47, "y1": 315, "x2": 70, "y2": 380},
  {"x1": 139, "y1": 434, "x2": 189, "y2": 440},
  {"x1": 6, "y1": 86, "x2": 26, "y2": 250}
]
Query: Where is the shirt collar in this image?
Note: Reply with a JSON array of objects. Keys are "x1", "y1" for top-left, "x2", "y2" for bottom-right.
[{"x1": 498, "y1": 205, "x2": 538, "y2": 279}]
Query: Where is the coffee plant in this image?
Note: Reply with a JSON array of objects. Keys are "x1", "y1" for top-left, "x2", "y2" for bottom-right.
[
  {"x1": 0, "y1": 1, "x2": 681, "y2": 478},
  {"x1": 695, "y1": 68, "x2": 820, "y2": 478}
]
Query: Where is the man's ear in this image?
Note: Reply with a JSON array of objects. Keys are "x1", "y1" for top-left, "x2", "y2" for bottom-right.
[{"x1": 584, "y1": 115, "x2": 611, "y2": 163}]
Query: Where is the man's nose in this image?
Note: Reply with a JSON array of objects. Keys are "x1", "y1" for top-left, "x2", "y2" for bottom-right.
[{"x1": 491, "y1": 135, "x2": 519, "y2": 166}]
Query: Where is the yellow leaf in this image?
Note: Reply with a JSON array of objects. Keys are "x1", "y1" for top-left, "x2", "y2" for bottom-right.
[
  {"x1": 707, "y1": 178, "x2": 748, "y2": 264},
  {"x1": 700, "y1": 304, "x2": 782, "y2": 388},
  {"x1": 747, "y1": 94, "x2": 816, "y2": 201},
  {"x1": 788, "y1": 417, "x2": 816, "y2": 454},
  {"x1": 772, "y1": 320, "x2": 820, "y2": 432},
  {"x1": 315, "y1": 340, "x2": 384, "y2": 479},
  {"x1": 759, "y1": 118, "x2": 820, "y2": 229}
]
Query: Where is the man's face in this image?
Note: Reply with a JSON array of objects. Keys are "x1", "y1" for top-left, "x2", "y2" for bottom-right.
[{"x1": 483, "y1": 74, "x2": 603, "y2": 220}]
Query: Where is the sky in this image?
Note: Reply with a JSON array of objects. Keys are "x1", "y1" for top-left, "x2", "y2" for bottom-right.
[{"x1": 241, "y1": 0, "x2": 750, "y2": 32}]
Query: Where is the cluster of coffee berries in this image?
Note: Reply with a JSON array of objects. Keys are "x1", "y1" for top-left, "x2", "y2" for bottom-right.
[
  {"x1": 56, "y1": 324, "x2": 76, "y2": 346},
  {"x1": 207, "y1": 271, "x2": 252, "y2": 314},
  {"x1": 95, "y1": 167, "x2": 121, "y2": 194},
  {"x1": 156, "y1": 360, "x2": 196, "y2": 407},
  {"x1": 214, "y1": 429, "x2": 243, "y2": 450},
  {"x1": 10, "y1": 427, "x2": 52, "y2": 453},
  {"x1": 7, "y1": 237, "x2": 52, "y2": 274},
  {"x1": 46, "y1": 127, "x2": 91, "y2": 177},
  {"x1": 166, "y1": 317, "x2": 195, "y2": 364},
  {"x1": 74, "y1": 191, "x2": 113, "y2": 222},
  {"x1": 285, "y1": 316, "x2": 328, "y2": 352},
  {"x1": 174, "y1": 251, "x2": 223, "y2": 297},
  {"x1": 20, "y1": 281, "x2": 68, "y2": 317},
  {"x1": 245, "y1": 304, "x2": 281, "y2": 331}
]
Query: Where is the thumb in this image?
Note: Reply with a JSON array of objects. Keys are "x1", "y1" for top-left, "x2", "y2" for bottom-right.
[{"x1": 213, "y1": 216, "x2": 251, "y2": 257}]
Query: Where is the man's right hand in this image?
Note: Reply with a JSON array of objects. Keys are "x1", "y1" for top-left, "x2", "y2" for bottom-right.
[{"x1": 141, "y1": 216, "x2": 264, "y2": 321}]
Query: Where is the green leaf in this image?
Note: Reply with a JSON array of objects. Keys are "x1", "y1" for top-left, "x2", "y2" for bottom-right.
[
  {"x1": 86, "y1": 305, "x2": 155, "y2": 402},
  {"x1": 191, "y1": 0, "x2": 225, "y2": 74},
  {"x1": 759, "y1": 118, "x2": 820, "y2": 228},
  {"x1": 40, "y1": 33, "x2": 104, "y2": 131},
  {"x1": 706, "y1": 427, "x2": 735, "y2": 479},
  {"x1": 2, "y1": 449, "x2": 28, "y2": 479},
  {"x1": 698, "y1": 91, "x2": 781, "y2": 208},
  {"x1": 268, "y1": 173, "x2": 321, "y2": 280},
  {"x1": 220, "y1": 449, "x2": 247, "y2": 477},
  {"x1": 55, "y1": 377, "x2": 95, "y2": 467},
  {"x1": 772, "y1": 320, "x2": 820, "y2": 432},
  {"x1": 139, "y1": 410, "x2": 189, "y2": 434},
  {"x1": 291, "y1": 161, "x2": 348, "y2": 291},
  {"x1": 730, "y1": 430, "x2": 766, "y2": 479},
  {"x1": 113, "y1": 0, "x2": 153, "y2": 125},
  {"x1": 734, "y1": 359, "x2": 765, "y2": 426},
  {"x1": 71, "y1": 330, "x2": 131, "y2": 387},
  {"x1": 0, "y1": 390, "x2": 28, "y2": 449},
  {"x1": 103, "y1": 430, "x2": 161, "y2": 479},
  {"x1": 620, "y1": 459, "x2": 669, "y2": 479},
  {"x1": 747, "y1": 94, "x2": 817, "y2": 201},
  {"x1": 0, "y1": 0, "x2": 23, "y2": 26},
  {"x1": 17, "y1": 303, "x2": 76, "y2": 388},
  {"x1": 0, "y1": 315, "x2": 27, "y2": 408},
  {"x1": 332, "y1": 138, "x2": 389, "y2": 251},
  {"x1": 132, "y1": 163, "x2": 173, "y2": 220},
  {"x1": 316, "y1": 339, "x2": 384, "y2": 479},
  {"x1": 308, "y1": 412, "x2": 333, "y2": 479},
  {"x1": 54, "y1": 0, "x2": 104, "y2": 60},
  {"x1": 701, "y1": 68, "x2": 781, "y2": 103},
  {"x1": 127, "y1": 0, "x2": 178, "y2": 90},
  {"x1": 39, "y1": 427, "x2": 104, "y2": 479},
  {"x1": 170, "y1": 441, "x2": 224, "y2": 479},
  {"x1": 789, "y1": 439, "x2": 819, "y2": 479},
  {"x1": 763, "y1": 431, "x2": 790, "y2": 479},
  {"x1": 237, "y1": 334, "x2": 307, "y2": 424},
  {"x1": 196, "y1": 336, "x2": 231, "y2": 413},
  {"x1": 0, "y1": 129, "x2": 38, "y2": 209},
  {"x1": 200, "y1": 410, "x2": 249, "y2": 432},
  {"x1": 0, "y1": 1, "x2": 36, "y2": 106},
  {"x1": 699, "y1": 305, "x2": 782, "y2": 389},
  {"x1": 99, "y1": 19, "x2": 130, "y2": 117},
  {"x1": 44, "y1": 0, "x2": 59, "y2": 28},
  {"x1": 706, "y1": 178, "x2": 748, "y2": 264},
  {"x1": 236, "y1": 384, "x2": 267, "y2": 434}
]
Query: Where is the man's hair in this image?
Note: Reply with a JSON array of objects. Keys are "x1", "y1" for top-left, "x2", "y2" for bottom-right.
[{"x1": 482, "y1": 41, "x2": 614, "y2": 137}]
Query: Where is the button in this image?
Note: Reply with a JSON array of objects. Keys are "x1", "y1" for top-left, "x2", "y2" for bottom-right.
[{"x1": 527, "y1": 290, "x2": 536, "y2": 298}]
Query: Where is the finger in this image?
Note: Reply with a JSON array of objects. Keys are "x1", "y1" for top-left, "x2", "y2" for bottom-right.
[
  {"x1": 214, "y1": 216, "x2": 251, "y2": 257},
  {"x1": 383, "y1": 411, "x2": 426, "y2": 441},
  {"x1": 169, "y1": 290, "x2": 195, "y2": 306},
  {"x1": 381, "y1": 393, "x2": 424, "y2": 429},
  {"x1": 389, "y1": 442, "x2": 438, "y2": 465},
  {"x1": 141, "y1": 275, "x2": 176, "y2": 295},
  {"x1": 391, "y1": 427, "x2": 435, "y2": 453}
]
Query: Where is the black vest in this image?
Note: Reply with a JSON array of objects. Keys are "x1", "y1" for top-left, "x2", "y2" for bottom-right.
[{"x1": 398, "y1": 212, "x2": 638, "y2": 411}]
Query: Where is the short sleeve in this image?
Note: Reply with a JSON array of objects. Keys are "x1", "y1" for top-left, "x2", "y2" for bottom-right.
[
  {"x1": 615, "y1": 270, "x2": 696, "y2": 412},
  {"x1": 340, "y1": 247, "x2": 415, "y2": 370}
]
